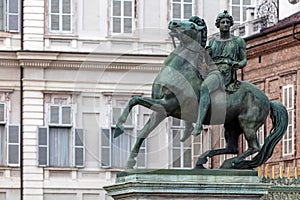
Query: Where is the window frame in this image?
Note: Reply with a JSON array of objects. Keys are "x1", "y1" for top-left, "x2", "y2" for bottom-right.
[
  {"x1": 170, "y1": 0, "x2": 195, "y2": 21},
  {"x1": 110, "y1": 0, "x2": 135, "y2": 35},
  {"x1": 48, "y1": 0, "x2": 73, "y2": 34},
  {"x1": 282, "y1": 84, "x2": 294, "y2": 156},
  {"x1": 48, "y1": 104, "x2": 73, "y2": 127}
]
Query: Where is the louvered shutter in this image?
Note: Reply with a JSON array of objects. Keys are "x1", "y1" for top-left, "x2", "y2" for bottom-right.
[
  {"x1": 7, "y1": 125, "x2": 20, "y2": 166},
  {"x1": 73, "y1": 128, "x2": 85, "y2": 167},
  {"x1": 100, "y1": 128, "x2": 111, "y2": 168},
  {"x1": 7, "y1": 0, "x2": 19, "y2": 32},
  {"x1": 0, "y1": 103, "x2": 6, "y2": 124},
  {"x1": 0, "y1": 0, "x2": 4, "y2": 31},
  {"x1": 38, "y1": 127, "x2": 49, "y2": 166}
]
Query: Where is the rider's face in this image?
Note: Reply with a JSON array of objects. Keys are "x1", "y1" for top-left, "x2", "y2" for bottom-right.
[{"x1": 219, "y1": 18, "x2": 231, "y2": 32}]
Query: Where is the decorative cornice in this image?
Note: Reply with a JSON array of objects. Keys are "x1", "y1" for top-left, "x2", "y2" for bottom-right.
[{"x1": 0, "y1": 52, "x2": 164, "y2": 72}]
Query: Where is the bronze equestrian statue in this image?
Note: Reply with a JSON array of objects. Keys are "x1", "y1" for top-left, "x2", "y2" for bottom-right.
[{"x1": 114, "y1": 13, "x2": 288, "y2": 170}]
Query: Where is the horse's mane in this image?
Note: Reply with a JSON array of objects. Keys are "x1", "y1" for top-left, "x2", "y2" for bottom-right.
[{"x1": 189, "y1": 16, "x2": 207, "y2": 48}]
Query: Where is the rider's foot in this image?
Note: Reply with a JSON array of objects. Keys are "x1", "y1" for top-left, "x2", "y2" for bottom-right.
[
  {"x1": 191, "y1": 126, "x2": 202, "y2": 136},
  {"x1": 114, "y1": 125, "x2": 124, "y2": 138}
]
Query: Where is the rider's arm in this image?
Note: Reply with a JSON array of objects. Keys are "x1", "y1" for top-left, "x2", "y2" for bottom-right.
[{"x1": 237, "y1": 37, "x2": 247, "y2": 69}]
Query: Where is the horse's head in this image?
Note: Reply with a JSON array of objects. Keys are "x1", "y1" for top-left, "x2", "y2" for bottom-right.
[{"x1": 168, "y1": 16, "x2": 207, "y2": 49}]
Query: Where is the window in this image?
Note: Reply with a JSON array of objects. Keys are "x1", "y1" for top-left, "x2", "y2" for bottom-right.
[
  {"x1": 48, "y1": 0, "x2": 73, "y2": 33},
  {"x1": 0, "y1": 102, "x2": 20, "y2": 167},
  {"x1": 38, "y1": 127, "x2": 85, "y2": 167},
  {"x1": 282, "y1": 85, "x2": 294, "y2": 156},
  {"x1": 230, "y1": 0, "x2": 254, "y2": 24},
  {"x1": 0, "y1": 0, "x2": 20, "y2": 32},
  {"x1": 48, "y1": 105, "x2": 72, "y2": 126},
  {"x1": 111, "y1": 0, "x2": 135, "y2": 34},
  {"x1": 38, "y1": 102, "x2": 85, "y2": 167},
  {"x1": 170, "y1": 0, "x2": 194, "y2": 21},
  {"x1": 170, "y1": 118, "x2": 192, "y2": 168}
]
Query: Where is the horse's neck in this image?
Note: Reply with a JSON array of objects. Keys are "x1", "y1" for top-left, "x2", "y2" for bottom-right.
[{"x1": 174, "y1": 45, "x2": 203, "y2": 70}]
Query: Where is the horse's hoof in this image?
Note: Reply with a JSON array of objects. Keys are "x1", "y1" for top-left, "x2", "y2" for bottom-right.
[
  {"x1": 114, "y1": 125, "x2": 124, "y2": 138},
  {"x1": 194, "y1": 164, "x2": 206, "y2": 169},
  {"x1": 196, "y1": 157, "x2": 208, "y2": 165},
  {"x1": 126, "y1": 158, "x2": 136, "y2": 169}
]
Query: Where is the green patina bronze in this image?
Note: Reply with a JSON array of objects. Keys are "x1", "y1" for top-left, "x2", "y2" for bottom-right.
[{"x1": 114, "y1": 12, "x2": 288, "y2": 170}]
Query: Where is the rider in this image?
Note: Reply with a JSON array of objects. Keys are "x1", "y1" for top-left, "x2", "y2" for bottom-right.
[{"x1": 192, "y1": 10, "x2": 247, "y2": 135}]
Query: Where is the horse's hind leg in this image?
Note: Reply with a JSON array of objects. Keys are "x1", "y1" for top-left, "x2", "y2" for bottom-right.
[
  {"x1": 115, "y1": 96, "x2": 176, "y2": 138},
  {"x1": 194, "y1": 126, "x2": 239, "y2": 169},
  {"x1": 237, "y1": 120, "x2": 261, "y2": 161},
  {"x1": 127, "y1": 112, "x2": 166, "y2": 168}
]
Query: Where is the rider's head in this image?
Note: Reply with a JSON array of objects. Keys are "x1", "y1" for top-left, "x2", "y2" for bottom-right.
[{"x1": 215, "y1": 10, "x2": 234, "y2": 28}]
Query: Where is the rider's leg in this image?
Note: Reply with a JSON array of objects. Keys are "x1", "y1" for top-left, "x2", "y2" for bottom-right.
[
  {"x1": 192, "y1": 83, "x2": 210, "y2": 135},
  {"x1": 192, "y1": 73, "x2": 222, "y2": 136}
]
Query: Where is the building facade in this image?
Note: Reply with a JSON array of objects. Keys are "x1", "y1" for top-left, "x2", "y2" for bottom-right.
[{"x1": 0, "y1": 0, "x2": 298, "y2": 199}]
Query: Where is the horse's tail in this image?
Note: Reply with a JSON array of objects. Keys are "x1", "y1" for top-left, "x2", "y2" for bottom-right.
[{"x1": 233, "y1": 101, "x2": 288, "y2": 169}]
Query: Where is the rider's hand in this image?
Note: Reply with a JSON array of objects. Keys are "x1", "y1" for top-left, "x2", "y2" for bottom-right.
[
  {"x1": 205, "y1": 46, "x2": 212, "y2": 56},
  {"x1": 231, "y1": 61, "x2": 240, "y2": 70}
]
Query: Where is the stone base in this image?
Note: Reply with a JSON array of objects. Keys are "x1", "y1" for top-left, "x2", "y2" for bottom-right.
[{"x1": 104, "y1": 169, "x2": 270, "y2": 200}]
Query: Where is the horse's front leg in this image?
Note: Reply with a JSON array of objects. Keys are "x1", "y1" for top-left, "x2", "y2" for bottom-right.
[
  {"x1": 115, "y1": 96, "x2": 171, "y2": 138},
  {"x1": 127, "y1": 112, "x2": 165, "y2": 168}
]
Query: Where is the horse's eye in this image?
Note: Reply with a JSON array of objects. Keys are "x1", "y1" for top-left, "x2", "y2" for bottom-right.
[{"x1": 191, "y1": 24, "x2": 195, "y2": 29}]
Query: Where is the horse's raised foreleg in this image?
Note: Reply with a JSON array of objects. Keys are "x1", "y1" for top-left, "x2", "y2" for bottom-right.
[
  {"x1": 115, "y1": 96, "x2": 176, "y2": 138},
  {"x1": 127, "y1": 112, "x2": 166, "y2": 168},
  {"x1": 180, "y1": 122, "x2": 194, "y2": 142}
]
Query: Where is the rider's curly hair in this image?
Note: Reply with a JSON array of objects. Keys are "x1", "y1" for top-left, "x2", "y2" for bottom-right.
[{"x1": 215, "y1": 10, "x2": 234, "y2": 28}]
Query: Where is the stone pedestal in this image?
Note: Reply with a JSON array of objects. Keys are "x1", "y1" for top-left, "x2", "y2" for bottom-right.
[{"x1": 104, "y1": 169, "x2": 270, "y2": 200}]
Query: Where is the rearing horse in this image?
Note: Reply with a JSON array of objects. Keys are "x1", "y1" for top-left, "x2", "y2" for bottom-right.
[{"x1": 114, "y1": 17, "x2": 288, "y2": 169}]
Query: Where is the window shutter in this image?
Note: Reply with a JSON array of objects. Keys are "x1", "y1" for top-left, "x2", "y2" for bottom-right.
[
  {"x1": 73, "y1": 128, "x2": 85, "y2": 167},
  {"x1": 0, "y1": 0, "x2": 4, "y2": 31},
  {"x1": 0, "y1": 103, "x2": 6, "y2": 124},
  {"x1": 7, "y1": 125, "x2": 20, "y2": 166},
  {"x1": 100, "y1": 128, "x2": 111, "y2": 168},
  {"x1": 38, "y1": 127, "x2": 49, "y2": 166},
  {"x1": 7, "y1": 0, "x2": 19, "y2": 32}
]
